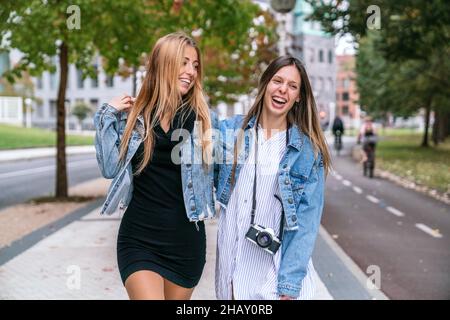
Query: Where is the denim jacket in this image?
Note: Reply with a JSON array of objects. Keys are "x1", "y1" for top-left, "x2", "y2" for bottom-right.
[
  {"x1": 214, "y1": 115, "x2": 325, "y2": 297},
  {"x1": 94, "y1": 103, "x2": 218, "y2": 224}
]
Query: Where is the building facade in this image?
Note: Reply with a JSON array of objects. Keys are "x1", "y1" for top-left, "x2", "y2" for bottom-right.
[
  {"x1": 290, "y1": 0, "x2": 336, "y2": 129},
  {"x1": 336, "y1": 54, "x2": 361, "y2": 129},
  {"x1": 32, "y1": 57, "x2": 133, "y2": 130}
]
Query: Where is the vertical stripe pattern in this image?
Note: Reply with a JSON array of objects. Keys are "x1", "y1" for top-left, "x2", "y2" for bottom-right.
[{"x1": 215, "y1": 125, "x2": 317, "y2": 300}]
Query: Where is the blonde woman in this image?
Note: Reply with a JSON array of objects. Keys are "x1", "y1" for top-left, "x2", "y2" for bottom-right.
[
  {"x1": 94, "y1": 32, "x2": 216, "y2": 300},
  {"x1": 215, "y1": 55, "x2": 331, "y2": 300}
]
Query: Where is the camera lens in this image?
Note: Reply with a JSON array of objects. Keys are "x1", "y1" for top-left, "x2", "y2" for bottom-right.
[{"x1": 256, "y1": 231, "x2": 272, "y2": 248}]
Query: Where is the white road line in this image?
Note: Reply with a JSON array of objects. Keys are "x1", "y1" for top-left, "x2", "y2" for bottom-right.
[
  {"x1": 415, "y1": 223, "x2": 443, "y2": 238},
  {"x1": 342, "y1": 180, "x2": 352, "y2": 187},
  {"x1": 386, "y1": 206, "x2": 405, "y2": 217},
  {"x1": 0, "y1": 160, "x2": 96, "y2": 179},
  {"x1": 366, "y1": 195, "x2": 380, "y2": 204},
  {"x1": 353, "y1": 186, "x2": 363, "y2": 194},
  {"x1": 334, "y1": 174, "x2": 342, "y2": 180}
]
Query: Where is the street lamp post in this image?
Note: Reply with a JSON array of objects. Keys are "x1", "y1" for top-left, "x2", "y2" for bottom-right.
[
  {"x1": 270, "y1": 0, "x2": 297, "y2": 56},
  {"x1": 270, "y1": 0, "x2": 296, "y2": 13}
]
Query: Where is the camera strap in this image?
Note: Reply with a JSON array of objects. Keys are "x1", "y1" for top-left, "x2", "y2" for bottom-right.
[{"x1": 250, "y1": 119, "x2": 289, "y2": 241}]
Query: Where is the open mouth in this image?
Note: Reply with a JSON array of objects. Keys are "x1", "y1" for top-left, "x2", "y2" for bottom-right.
[
  {"x1": 179, "y1": 78, "x2": 192, "y2": 87},
  {"x1": 271, "y1": 96, "x2": 288, "y2": 109}
]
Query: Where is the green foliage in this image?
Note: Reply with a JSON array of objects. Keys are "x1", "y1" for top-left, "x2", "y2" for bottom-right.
[
  {"x1": 71, "y1": 102, "x2": 92, "y2": 122},
  {"x1": 306, "y1": 0, "x2": 449, "y2": 140},
  {"x1": 1, "y1": 0, "x2": 278, "y2": 105},
  {"x1": 377, "y1": 133, "x2": 450, "y2": 194}
]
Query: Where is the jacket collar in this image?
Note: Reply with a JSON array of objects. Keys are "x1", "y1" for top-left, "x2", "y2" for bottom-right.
[{"x1": 245, "y1": 115, "x2": 304, "y2": 151}]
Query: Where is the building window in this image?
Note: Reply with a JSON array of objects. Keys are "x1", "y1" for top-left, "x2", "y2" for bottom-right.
[
  {"x1": 49, "y1": 99, "x2": 57, "y2": 118},
  {"x1": 342, "y1": 92, "x2": 349, "y2": 101},
  {"x1": 91, "y1": 65, "x2": 98, "y2": 88},
  {"x1": 342, "y1": 105, "x2": 349, "y2": 115},
  {"x1": 105, "y1": 75, "x2": 114, "y2": 87},
  {"x1": 319, "y1": 49, "x2": 324, "y2": 62},
  {"x1": 90, "y1": 98, "x2": 99, "y2": 109},
  {"x1": 328, "y1": 50, "x2": 333, "y2": 64},
  {"x1": 77, "y1": 69, "x2": 84, "y2": 89}
]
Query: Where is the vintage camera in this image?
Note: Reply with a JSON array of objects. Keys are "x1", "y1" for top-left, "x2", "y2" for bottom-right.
[{"x1": 245, "y1": 224, "x2": 281, "y2": 255}]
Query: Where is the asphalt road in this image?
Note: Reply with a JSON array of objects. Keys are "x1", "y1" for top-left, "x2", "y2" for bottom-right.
[
  {"x1": 322, "y1": 135, "x2": 450, "y2": 299},
  {"x1": 0, "y1": 154, "x2": 102, "y2": 210}
]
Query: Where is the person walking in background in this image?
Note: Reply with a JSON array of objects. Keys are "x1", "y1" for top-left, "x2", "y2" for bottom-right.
[
  {"x1": 94, "y1": 32, "x2": 217, "y2": 300},
  {"x1": 332, "y1": 115, "x2": 345, "y2": 154},
  {"x1": 214, "y1": 55, "x2": 331, "y2": 300},
  {"x1": 357, "y1": 116, "x2": 378, "y2": 178}
]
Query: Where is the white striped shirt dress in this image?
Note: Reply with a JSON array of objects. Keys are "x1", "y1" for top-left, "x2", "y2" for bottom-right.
[{"x1": 215, "y1": 125, "x2": 317, "y2": 300}]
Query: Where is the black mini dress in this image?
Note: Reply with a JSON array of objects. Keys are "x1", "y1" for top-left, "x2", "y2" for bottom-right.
[{"x1": 117, "y1": 109, "x2": 206, "y2": 288}]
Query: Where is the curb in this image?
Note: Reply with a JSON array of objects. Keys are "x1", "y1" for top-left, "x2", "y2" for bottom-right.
[
  {"x1": 318, "y1": 225, "x2": 390, "y2": 300},
  {"x1": 0, "y1": 198, "x2": 105, "y2": 266}
]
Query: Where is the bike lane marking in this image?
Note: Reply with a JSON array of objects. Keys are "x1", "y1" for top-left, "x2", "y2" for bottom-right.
[
  {"x1": 342, "y1": 180, "x2": 352, "y2": 187},
  {"x1": 386, "y1": 206, "x2": 405, "y2": 217},
  {"x1": 352, "y1": 186, "x2": 363, "y2": 194},
  {"x1": 415, "y1": 223, "x2": 443, "y2": 239},
  {"x1": 366, "y1": 195, "x2": 380, "y2": 204}
]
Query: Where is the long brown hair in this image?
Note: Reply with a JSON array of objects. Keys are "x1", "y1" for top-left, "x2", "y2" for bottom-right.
[
  {"x1": 119, "y1": 32, "x2": 212, "y2": 174},
  {"x1": 231, "y1": 55, "x2": 331, "y2": 183}
]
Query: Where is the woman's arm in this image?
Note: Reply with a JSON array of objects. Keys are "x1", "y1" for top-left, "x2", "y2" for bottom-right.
[
  {"x1": 93, "y1": 95, "x2": 134, "y2": 179},
  {"x1": 277, "y1": 154, "x2": 325, "y2": 298}
]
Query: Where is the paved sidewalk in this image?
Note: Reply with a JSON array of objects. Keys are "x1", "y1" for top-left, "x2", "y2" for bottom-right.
[
  {"x1": 0, "y1": 146, "x2": 95, "y2": 163},
  {"x1": 0, "y1": 200, "x2": 387, "y2": 300}
]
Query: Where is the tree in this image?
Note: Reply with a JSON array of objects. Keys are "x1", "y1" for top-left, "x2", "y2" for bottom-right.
[
  {"x1": 1, "y1": 0, "x2": 157, "y2": 198},
  {"x1": 306, "y1": 0, "x2": 450, "y2": 146},
  {"x1": 1, "y1": 0, "x2": 278, "y2": 199},
  {"x1": 71, "y1": 102, "x2": 92, "y2": 131}
]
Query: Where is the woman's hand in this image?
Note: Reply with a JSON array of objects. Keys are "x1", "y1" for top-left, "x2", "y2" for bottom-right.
[
  {"x1": 108, "y1": 94, "x2": 135, "y2": 112},
  {"x1": 280, "y1": 295, "x2": 294, "y2": 300}
]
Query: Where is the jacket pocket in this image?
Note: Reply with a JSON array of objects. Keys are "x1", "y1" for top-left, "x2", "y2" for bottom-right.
[{"x1": 289, "y1": 171, "x2": 307, "y2": 206}]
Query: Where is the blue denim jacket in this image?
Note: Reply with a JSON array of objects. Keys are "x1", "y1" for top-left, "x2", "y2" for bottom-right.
[
  {"x1": 214, "y1": 115, "x2": 325, "y2": 297},
  {"x1": 94, "y1": 103, "x2": 218, "y2": 224}
]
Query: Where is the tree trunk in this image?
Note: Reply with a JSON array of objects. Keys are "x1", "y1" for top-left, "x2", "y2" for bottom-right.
[
  {"x1": 132, "y1": 65, "x2": 137, "y2": 97},
  {"x1": 432, "y1": 109, "x2": 439, "y2": 146},
  {"x1": 56, "y1": 42, "x2": 69, "y2": 198},
  {"x1": 421, "y1": 99, "x2": 432, "y2": 147}
]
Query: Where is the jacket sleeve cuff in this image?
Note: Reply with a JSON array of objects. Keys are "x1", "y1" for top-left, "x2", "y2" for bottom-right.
[
  {"x1": 100, "y1": 103, "x2": 120, "y2": 115},
  {"x1": 277, "y1": 283, "x2": 301, "y2": 298}
]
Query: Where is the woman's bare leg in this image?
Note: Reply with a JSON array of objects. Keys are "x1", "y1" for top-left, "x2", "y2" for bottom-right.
[
  {"x1": 124, "y1": 270, "x2": 165, "y2": 300},
  {"x1": 163, "y1": 278, "x2": 195, "y2": 300}
]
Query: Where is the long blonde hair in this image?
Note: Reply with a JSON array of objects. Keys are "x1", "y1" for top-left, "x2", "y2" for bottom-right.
[
  {"x1": 231, "y1": 55, "x2": 331, "y2": 184},
  {"x1": 119, "y1": 32, "x2": 212, "y2": 174}
]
